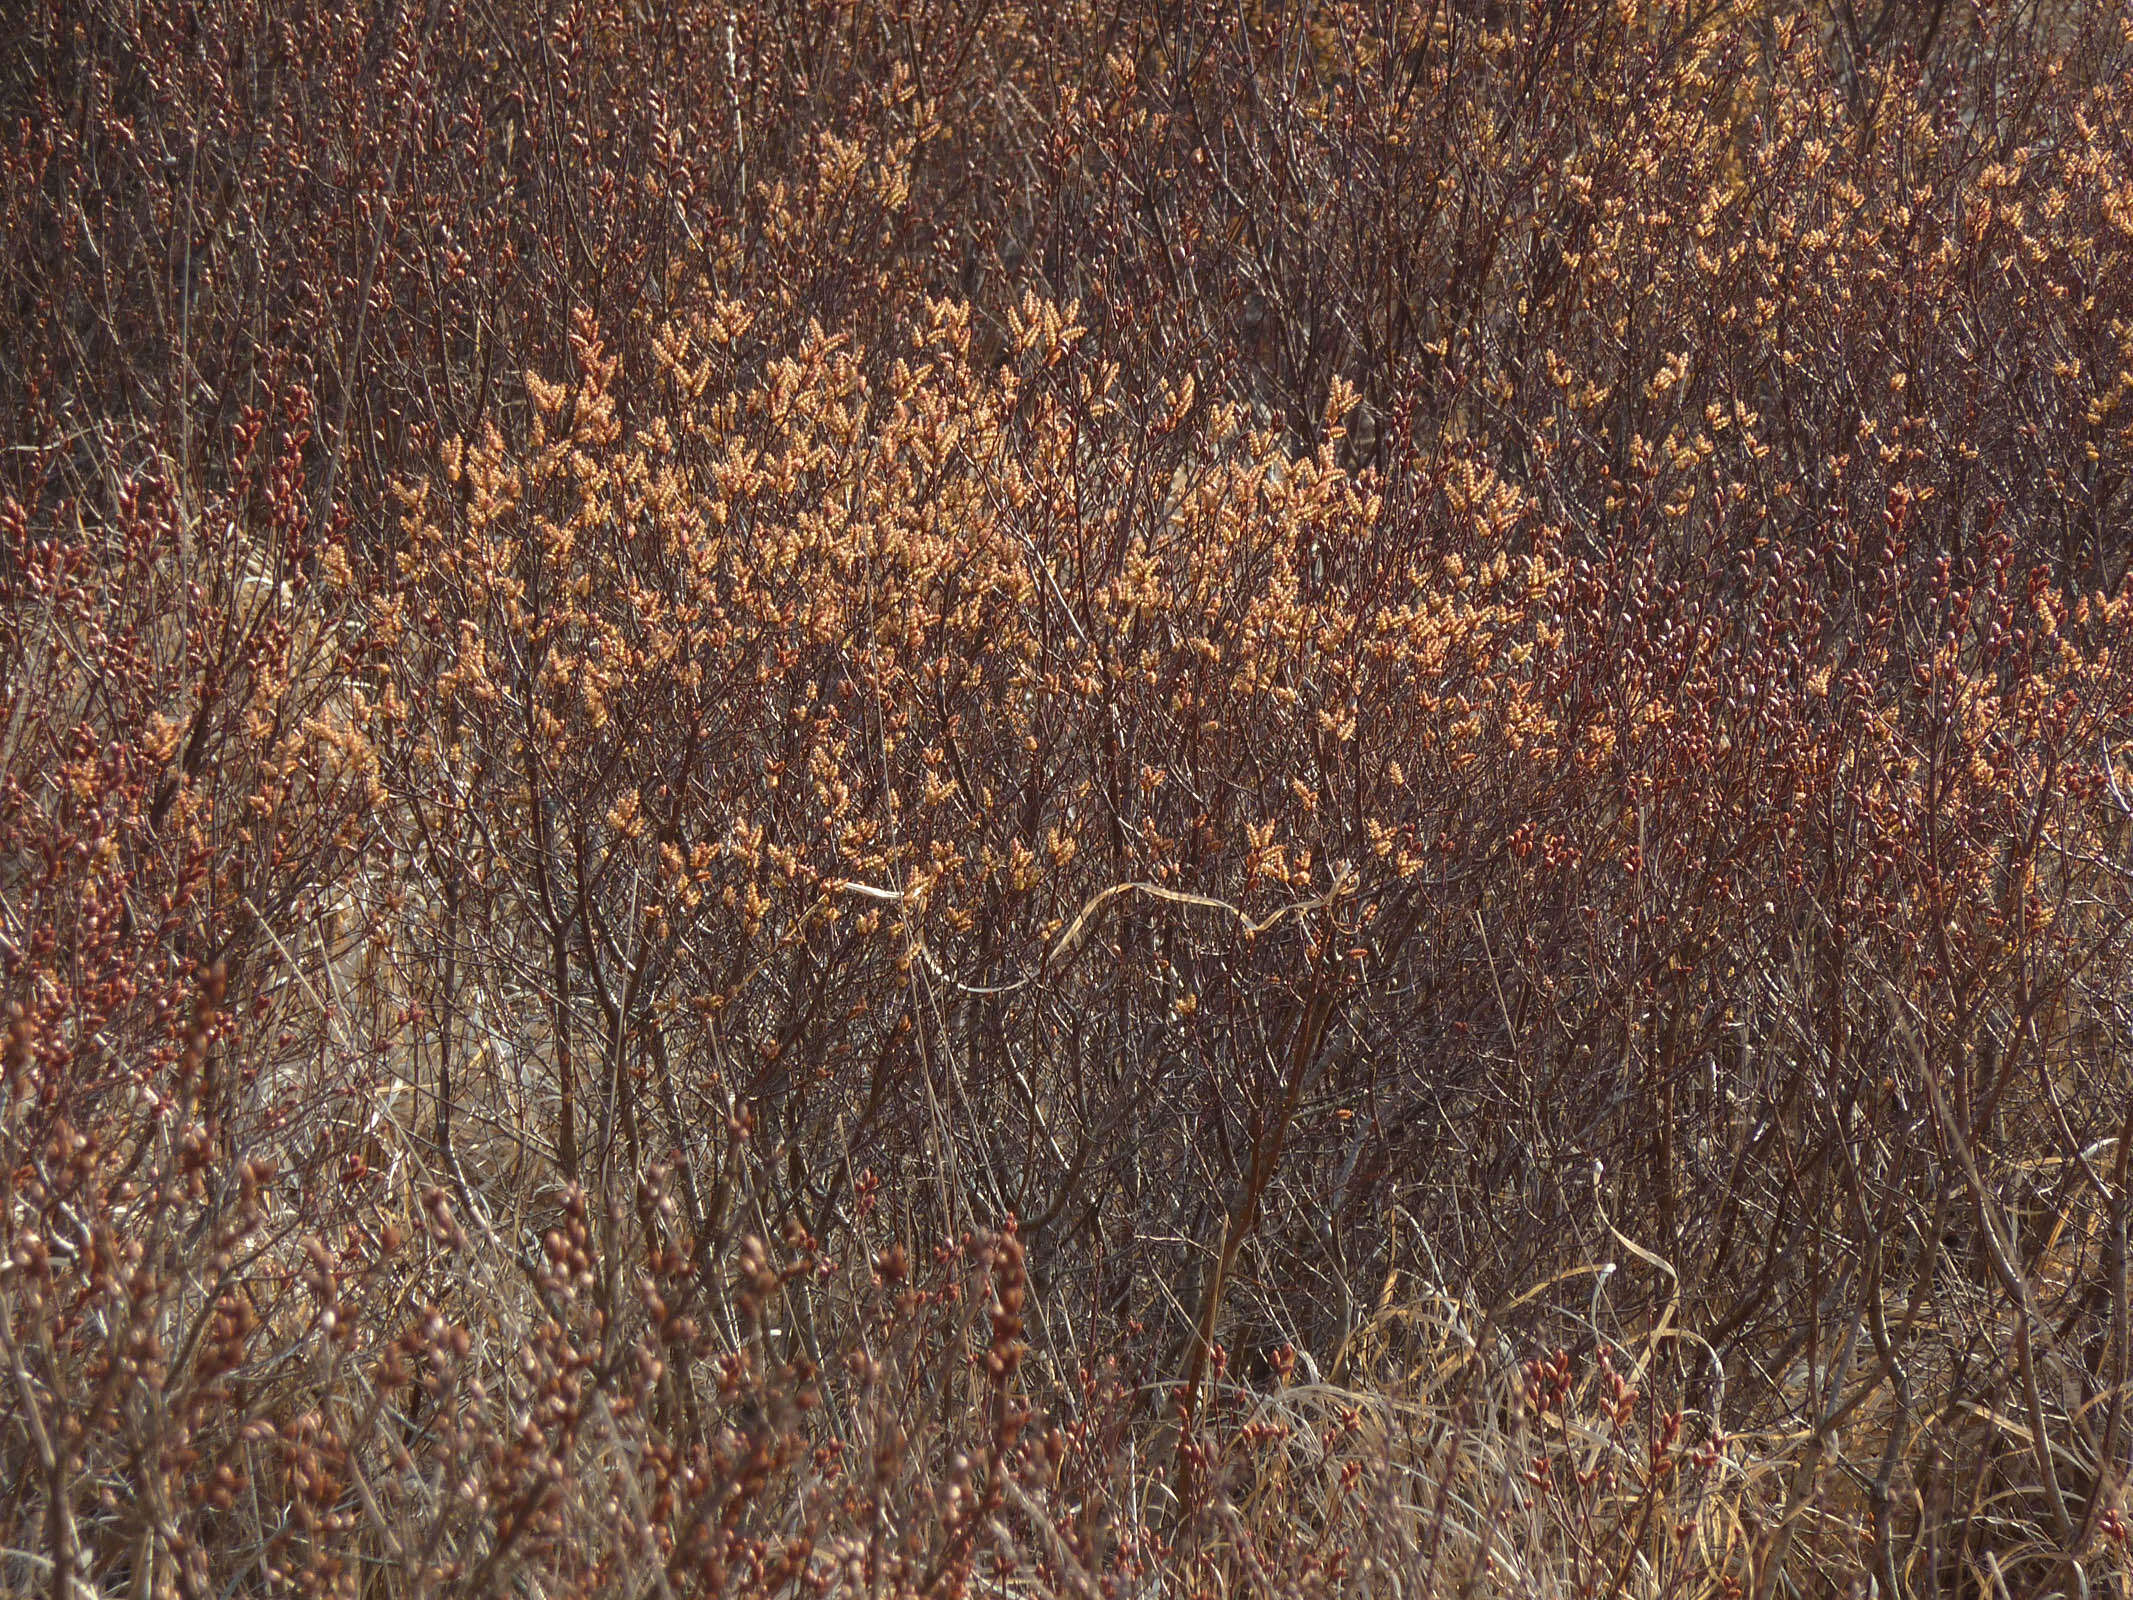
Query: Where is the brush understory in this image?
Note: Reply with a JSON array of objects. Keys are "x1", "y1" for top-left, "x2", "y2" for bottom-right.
[{"x1": 4, "y1": 1, "x2": 2133, "y2": 1595}]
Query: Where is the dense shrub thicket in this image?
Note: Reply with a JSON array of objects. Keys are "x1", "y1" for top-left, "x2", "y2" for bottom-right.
[{"x1": 4, "y1": 1, "x2": 2133, "y2": 1594}]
